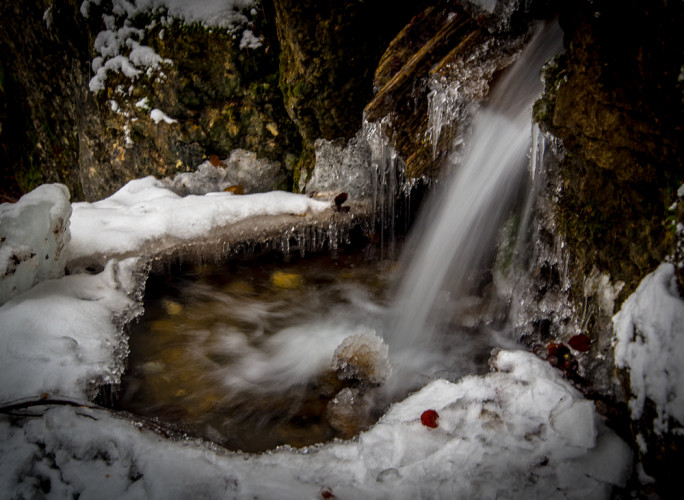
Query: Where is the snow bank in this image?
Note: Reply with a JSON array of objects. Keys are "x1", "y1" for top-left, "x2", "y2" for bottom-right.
[
  {"x1": 0, "y1": 350, "x2": 631, "y2": 498},
  {"x1": 0, "y1": 184, "x2": 71, "y2": 305},
  {"x1": 69, "y1": 176, "x2": 330, "y2": 263},
  {"x1": 612, "y1": 262, "x2": 684, "y2": 434},
  {"x1": 0, "y1": 259, "x2": 140, "y2": 404}
]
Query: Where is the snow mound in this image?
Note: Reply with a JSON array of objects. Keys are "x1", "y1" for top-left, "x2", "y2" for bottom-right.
[
  {"x1": 68, "y1": 176, "x2": 330, "y2": 264},
  {"x1": 612, "y1": 262, "x2": 684, "y2": 433},
  {"x1": 0, "y1": 350, "x2": 632, "y2": 498},
  {"x1": 0, "y1": 184, "x2": 71, "y2": 305},
  {"x1": 0, "y1": 259, "x2": 141, "y2": 404}
]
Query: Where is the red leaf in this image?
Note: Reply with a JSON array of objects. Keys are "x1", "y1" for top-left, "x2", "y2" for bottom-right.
[
  {"x1": 568, "y1": 334, "x2": 591, "y2": 352},
  {"x1": 320, "y1": 486, "x2": 335, "y2": 498},
  {"x1": 421, "y1": 409, "x2": 439, "y2": 428}
]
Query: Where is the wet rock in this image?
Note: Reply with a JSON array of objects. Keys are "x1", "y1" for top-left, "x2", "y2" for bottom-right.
[
  {"x1": 272, "y1": 0, "x2": 428, "y2": 147},
  {"x1": 535, "y1": 0, "x2": 683, "y2": 296},
  {"x1": 363, "y1": 3, "x2": 528, "y2": 180}
]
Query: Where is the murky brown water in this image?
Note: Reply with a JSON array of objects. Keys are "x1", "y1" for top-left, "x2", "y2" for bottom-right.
[{"x1": 115, "y1": 248, "x2": 397, "y2": 452}]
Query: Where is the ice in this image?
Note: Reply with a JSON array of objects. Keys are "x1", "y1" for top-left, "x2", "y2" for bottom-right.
[
  {"x1": 0, "y1": 259, "x2": 141, "y2": 404},
  {"x1": 162, "y1": 149, "x2": 286, "y2": 195},
  {"x1": 0, "y1": 184, "x2": 71, "y2": 305},
  {"x1": 332, "y1": 331, "x2": 392, "y2": 386},
  {"x1": 612, "y1": 262, "x2": 684, "y2": 434},
  {"x1": 68, "y1": 176, "x2": 330, "y2": 264},
  {"x1": 0, "y1": 350, "x2": 631, "y2": 498},
  {"x1": 304, "y1": 130, "x2": 374, "y2": 200}
]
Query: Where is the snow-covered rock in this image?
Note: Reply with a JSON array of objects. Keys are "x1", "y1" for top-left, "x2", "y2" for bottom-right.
[
  {"x1": 0, "y1": 184, "x2": 71, "y2": 305},
  {"x1": 68, "y1": 176, "x2": 331, "y2": 265},
  {"x1": 0, "y1": 258, "x2": 141, "y2": 404},
  {"x1": 162, "y1": 150, "x2": 286, "y2": 196},
  {"x1": 612, "y1": 262, "x2": 684, "y2": 434}
]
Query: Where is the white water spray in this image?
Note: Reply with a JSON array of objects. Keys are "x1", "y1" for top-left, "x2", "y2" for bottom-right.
[{"x1": 387, "y1": 22, "x2": 563, "y2": 355}]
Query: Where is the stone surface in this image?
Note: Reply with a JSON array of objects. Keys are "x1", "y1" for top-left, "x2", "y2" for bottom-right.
[{"x1": 0, "y1": 0, "x2": 90, "y2": 200}]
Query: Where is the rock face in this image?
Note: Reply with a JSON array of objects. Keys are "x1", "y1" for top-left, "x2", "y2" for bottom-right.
[
  {"x1": 0, "y1": 0, "x2": 91, "y2": 200},
  {"x1": 535, "y1": 0, "x2": 684, "y2": 297},
  {"x1": 272, "y1": 0, "x2": 428, "y2": 145},
  {"x1": 1, "y1": 0, "x2": 431, "y2": 201},
  {"x1": 363, "y1": 3, "x2": 533, "y2": 180},
  {"x1": 520, "y1": 0, "x2": 684, "y2": 494},
  {"x1": 77, "y1": 2, "x2": 303, "y2": 200}
]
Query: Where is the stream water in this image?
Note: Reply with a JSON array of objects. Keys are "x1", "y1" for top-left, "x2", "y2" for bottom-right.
[
  {"x1": 116, "y1": 248, "x2": 504, "y2": 452},
  {"x1": 114, "y1": 21, "x2": 563, "y2": 453}
]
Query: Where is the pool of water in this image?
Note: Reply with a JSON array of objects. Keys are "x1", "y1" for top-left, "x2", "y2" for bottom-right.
[{"x1": 115, "y1": 246, "x2": 508, "y2": 453}]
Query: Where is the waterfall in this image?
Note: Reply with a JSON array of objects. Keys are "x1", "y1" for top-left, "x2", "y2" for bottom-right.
[{"x1": 386, "y1": 21, "x2": 563, "y2": 356}]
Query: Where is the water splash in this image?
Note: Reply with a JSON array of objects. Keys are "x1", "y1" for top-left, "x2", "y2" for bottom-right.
[{"x1": 386, "y1": 21, "x2": 564, "y2": 356}]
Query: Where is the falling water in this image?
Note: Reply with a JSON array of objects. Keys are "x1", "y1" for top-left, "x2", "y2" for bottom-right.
[{"x1": 386, "y1": 21, "x2": 563, "y2": 355}]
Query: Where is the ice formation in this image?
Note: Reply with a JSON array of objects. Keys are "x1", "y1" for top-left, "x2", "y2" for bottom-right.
[
  {"x1": 0, "y1": 184, "x2": 71, "y2": 305},
  {"x1": 612, "y1": 262, "x2": 684, "y2": 434},
  {"x1": 305, "y1": 130, "x2": 374, "y2": 200},
  {"x1": 332, "y1": 331, "x2": 392, "y2": 386}
]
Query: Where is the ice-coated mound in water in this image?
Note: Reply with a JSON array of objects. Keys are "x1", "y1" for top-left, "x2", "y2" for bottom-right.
[
  {"x1": 326, "y1": 387, "x2": 375, "y2": 437},
  {"x1": 0, "y1": 184, "x2": 71, "y2": 305},
  {"x1": 332, "y1": 332, "x2": 392, "y2": 386}
]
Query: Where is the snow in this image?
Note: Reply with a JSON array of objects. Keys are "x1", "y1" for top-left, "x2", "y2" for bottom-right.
[
  {"x1": 69, "y1": 176, "x2": 330, "y2": 263},
  {"x1": 0, "y1": 259, "x2": 140, "y2": 404},
  {"x1": 149, "y1": 108, "x2": 176, "y2": 124},
  {"x1": 0, "y1": 350, "x2": 632, "y2": 498},
  {"x1": 612, "y1": 262, "x2": 684, "y2": 434},
  {"x1": 83, "y1": 0, "x2": 258, "y2": 93},
  {"x1": 0, "y1": 184, "x2": 71, "y2": 305},
  {"x1": 239, "y1": 29, "x2": 263, "y2": 49}
]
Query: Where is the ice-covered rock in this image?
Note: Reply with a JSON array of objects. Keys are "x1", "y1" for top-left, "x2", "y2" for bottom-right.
[
  {"x1": 162, "y1": 149, "x2": 286, "y2": 196},
  {"x1": 0, "y1": 184, "x2": 71, "y2": 305},
  {"x1": 304, "y1": 130, "x2": 374, "y2": 200},
  {"x1": 332, "y1": 331, "x2": 392, "y2": 386},
  {"x1": 326, "y1": 387, "x2": 375, "y2": 437},
  {"x1": 69, "y1": 176, "x2": 330, "y2": 265}
]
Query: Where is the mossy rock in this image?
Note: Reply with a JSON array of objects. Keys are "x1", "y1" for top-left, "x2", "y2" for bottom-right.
[{"x1": 536, "y1": 0, "x2": 684, "y2": 300}]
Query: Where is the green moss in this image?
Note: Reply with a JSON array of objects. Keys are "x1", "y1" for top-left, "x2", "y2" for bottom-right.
[{"x1": 292, "y1": 146, "x2": 314, "y2": 193}]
